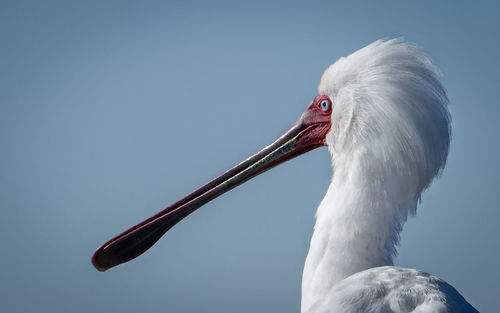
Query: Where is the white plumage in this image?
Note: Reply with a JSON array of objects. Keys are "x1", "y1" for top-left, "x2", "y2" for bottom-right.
[{"x1": 301, "y1": 39, "x2": 477, "y2": 312}]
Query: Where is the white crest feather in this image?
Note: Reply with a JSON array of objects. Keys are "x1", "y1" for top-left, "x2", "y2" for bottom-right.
[{"x1": 320, "y1": 38, "x2": 450, "y2": 193}]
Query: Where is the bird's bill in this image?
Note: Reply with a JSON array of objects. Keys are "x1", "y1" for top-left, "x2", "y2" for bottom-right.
[{"x1": 92, "y1": 96, "x2": 332, "y2": 271}]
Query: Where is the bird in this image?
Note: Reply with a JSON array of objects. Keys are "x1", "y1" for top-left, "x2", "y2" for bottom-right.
[{"x1": 92, "y1": 38, "x2": 479, "y2": 312}]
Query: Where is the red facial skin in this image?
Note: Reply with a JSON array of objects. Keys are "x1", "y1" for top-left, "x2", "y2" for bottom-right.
[{"x1": 296, "y1": 95, "x2": 333, "y2": 149}]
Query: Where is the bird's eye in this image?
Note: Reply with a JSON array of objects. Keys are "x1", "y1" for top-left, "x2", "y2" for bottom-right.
[{"x1": 320, "y1": 99, "x2": 331, "y2": 112}]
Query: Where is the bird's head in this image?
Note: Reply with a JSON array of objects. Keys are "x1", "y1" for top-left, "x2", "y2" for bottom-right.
[
  {"x1": 92, "y1": 38, "x2": 451, "y2": 271},
  {"x1": 319, "y1": 39, "x2": 450, "y2": 197}
]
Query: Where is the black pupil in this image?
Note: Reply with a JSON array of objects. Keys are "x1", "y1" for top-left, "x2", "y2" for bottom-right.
[{"x1": 321, "y1": 100, "x2": 329, "y2": 110}]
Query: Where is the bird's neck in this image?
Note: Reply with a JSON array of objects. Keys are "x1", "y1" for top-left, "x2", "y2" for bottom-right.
[{"x1": 301, "y1": 148, "x2": 418, "y2": 312}]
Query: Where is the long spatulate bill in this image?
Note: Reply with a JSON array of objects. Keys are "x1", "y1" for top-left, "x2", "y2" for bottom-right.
[{"x1": 92, "y1": 95, "x2": 333, "y2": 271}]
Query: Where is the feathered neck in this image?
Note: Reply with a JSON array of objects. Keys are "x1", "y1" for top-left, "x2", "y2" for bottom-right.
[{"x1": 301, "y1": 146, "x2": 419, "y2": 312}]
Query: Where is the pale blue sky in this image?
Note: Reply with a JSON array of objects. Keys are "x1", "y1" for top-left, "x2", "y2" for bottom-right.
[{"x1": 1, "y1": 1, "x2": 498, "y2": 312}]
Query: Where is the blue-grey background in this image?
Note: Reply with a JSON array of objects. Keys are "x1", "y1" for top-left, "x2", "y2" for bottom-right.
[{"x1": 1, "y1": 1, "x2": 498, "y2": 312}]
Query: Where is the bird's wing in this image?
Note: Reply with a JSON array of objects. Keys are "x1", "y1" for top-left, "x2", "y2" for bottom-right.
[{"x1": 307, "y1": 266, "x2": 478, "y2": 313}]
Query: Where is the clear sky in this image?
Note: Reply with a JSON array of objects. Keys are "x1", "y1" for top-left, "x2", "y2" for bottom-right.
[{"x1": 1, "y1": 0, "x2": 498, "y2": 312}]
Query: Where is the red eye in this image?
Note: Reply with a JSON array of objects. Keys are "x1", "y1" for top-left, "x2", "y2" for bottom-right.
[{"x1": 319, "y1": 98, "x2": 331, "y2": 112}]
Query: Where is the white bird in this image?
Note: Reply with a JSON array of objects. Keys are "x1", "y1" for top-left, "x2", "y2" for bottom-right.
[{"x1": 92, "y1": 38, "x2": 478, "y2": 313}]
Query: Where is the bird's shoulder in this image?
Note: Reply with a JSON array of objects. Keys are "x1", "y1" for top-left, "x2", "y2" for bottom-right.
[{"x1": 314, "y1": 266, "x2": 478, "y2": 313}]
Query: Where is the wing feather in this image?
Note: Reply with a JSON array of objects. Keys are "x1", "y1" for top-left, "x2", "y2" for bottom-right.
[{"x1": 307, "y1": 266, "x2": 478, "y2": 313}]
